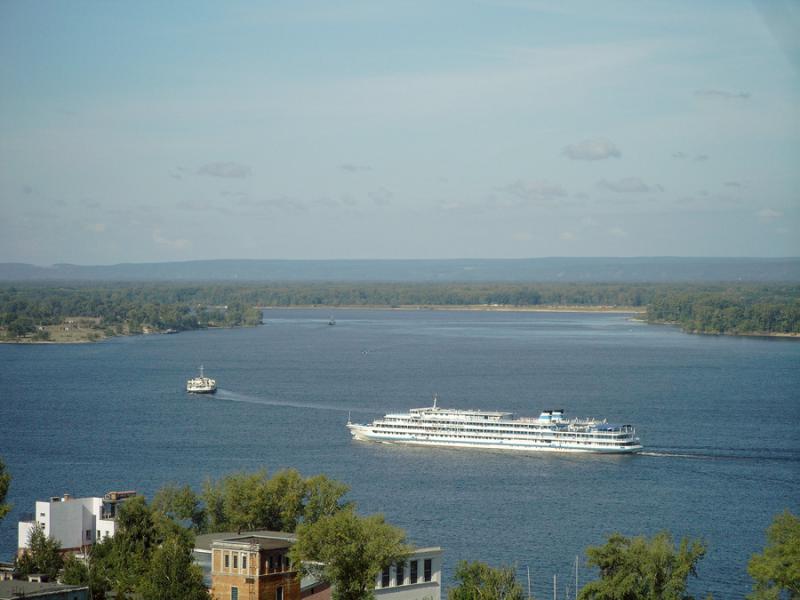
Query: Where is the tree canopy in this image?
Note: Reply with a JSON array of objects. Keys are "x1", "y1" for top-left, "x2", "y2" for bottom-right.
[
  {"x1": 448, "y1": 561, "x2": 527, "y2": 600},
  {"x1": 748, "y1": 510, "x2": 800, "y2": 600},
  {"x1": 290, "y1": 508, "x2": 410, "y2": 600},
  {"x1": 15, "y1": 525, "x2": 64, "y2": 581},
  {"x1": 578, "y1": 531, "x2": 707, "y2": 600},
  {"x1": 0, "y1": 457, "x2": 10, "y2": 522},
  {"x1": 200, "y1": 468, "x2": 350, "y2": 534}
]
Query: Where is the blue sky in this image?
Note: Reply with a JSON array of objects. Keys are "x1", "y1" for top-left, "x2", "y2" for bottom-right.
[{"x1": 1, "y1": 0, "x2": 798, "y2": 264}]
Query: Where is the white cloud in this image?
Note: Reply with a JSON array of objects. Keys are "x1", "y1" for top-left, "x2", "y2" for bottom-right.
[
  {"x1": 597, "y1": 177, "x2": 652, "y2": 193},
  {"x1": 609, "y1": 227, "x2": 628, "y2": 238},
  {"x1": 502, "y1": 180, "x2": 568, "y2": 204},
  {"x1": 563, "y1": 138, "x2": 622, "y2": 161},
  {"x1": 197, "y1": 162, "x2": 252, "y2": 178},
  {"x1": 340, "y1": 163, "x2": 372, "y2": 173},
  {"x1": 152, "y1": 228, "x2": 191, "y2": 249},
  {"x1": 694, "y1": 89, "x2": 750, "y2": 100},
  {"x1": 757, "y1": 208, "x2": 783, "y2": 221}
]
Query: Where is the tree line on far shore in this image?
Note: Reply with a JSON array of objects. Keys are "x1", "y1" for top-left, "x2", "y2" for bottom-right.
[
  {"x1": 1, "y1": 281, "x2": 798, "y2": 340},
  {"x1": 2, "y1": 460, "x2": 798, "y2": 600}
]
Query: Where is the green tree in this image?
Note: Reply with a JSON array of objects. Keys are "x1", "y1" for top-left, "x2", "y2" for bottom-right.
[
  {"x1": 578, "y1": 531, "x2": 706, "y2": 600},
  {"x1": 303, "y1": 474, "x2": 352, "y2": 525},
  {"x1": 152, "y1": 483, "x2": 207, "y2": 531},
  {"x1": 203, "y1": 470, "x2": 273, "y2": 533},
  {"x1": 266, "y1": 468, "x2": 307, "y2": 532},
  {"x1": 61, "y1": 553, "x2": 90, "y2": 584},
  {"x1": 748, "y1": 510, "x2": 800, "y2": 600},
  {"x1": 16, "y1": 524, "x2": 64, "y2": 581},
  {"x1": 290, "y1": 508, "x2": 410, "y2": 600},
  {"x1": 448, "y1": 561, "x2": 527, "y2": 600},
  {"x1": 96, "y1": 495, "x2": 205, "y2": 599},
  {"x1": 138, "y1": 536, "x2": 209, "y2": 600},
  {"x1": 0, "y1": 457, "x2": 10, "y2": 522}
]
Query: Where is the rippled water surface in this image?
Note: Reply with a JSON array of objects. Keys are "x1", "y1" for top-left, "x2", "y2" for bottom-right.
[{"x1": 2, "y1": 309, "x2": 798, "y2": 598}]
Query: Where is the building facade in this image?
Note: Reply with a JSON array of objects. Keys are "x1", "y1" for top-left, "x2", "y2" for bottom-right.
[
  {"x1": 375, "y1": 547, "x2": 443, "y2": 600},
  {"x1": 17, "y1": 491, "x2": 136, "y2": 554},
  {"x1": 210, "y1": 535, "x2": 301, "y2": 600}
]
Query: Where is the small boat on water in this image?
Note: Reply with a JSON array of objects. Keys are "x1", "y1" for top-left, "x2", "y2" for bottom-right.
[{"x1": 186, "y1": 365, "x2": 217, "y2": 394}]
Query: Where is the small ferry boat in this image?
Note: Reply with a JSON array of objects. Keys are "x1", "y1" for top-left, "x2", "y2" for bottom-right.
[
  {"x1": 347, "y1": 397, "x2": 641, "y2": 454},
  {"x1": 186, "y1": 365, "x2": 217, "y2": 394}
]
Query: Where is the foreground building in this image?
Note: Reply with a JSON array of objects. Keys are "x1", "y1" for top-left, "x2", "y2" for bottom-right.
[
  {"x1": 0, "y1": 579, "x2": 89, "y2": 600},
  {"x1": 195, "y1": 531, "x2": 442, "y2": 600},
  {"x1": 17, "y1": 491, "x2": 136, "y2": 554},
  {"x1": 375, "y1": 547, "x2": 443, "y2": 600},
  {"x1": 211, "y1": 535, "x2": 301, "y2": 600}
]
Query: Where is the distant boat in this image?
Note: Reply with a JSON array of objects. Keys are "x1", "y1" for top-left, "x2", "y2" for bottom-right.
[
  {"x1": 328, "y1": 316, "x2": 336, "y2": 326},
  {"x1": 186, "y1": 365, "x2": 217, "y2": 394}
]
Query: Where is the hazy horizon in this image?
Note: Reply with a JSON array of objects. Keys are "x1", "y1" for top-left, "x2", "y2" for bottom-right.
[{"x1": 1, "y1": 1, "x2": 798, "y2": 264}]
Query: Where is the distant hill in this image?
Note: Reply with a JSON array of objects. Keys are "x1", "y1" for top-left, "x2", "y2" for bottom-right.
[{"x1": 1, "y1": 258, "x2": 799, "y2": 283}]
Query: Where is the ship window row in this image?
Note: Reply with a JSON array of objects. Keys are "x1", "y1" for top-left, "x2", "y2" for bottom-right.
[
  {"x1": 377, "y1": 432, "x2": 624, "y2": 445},
  {"x1": 375, "y1": 426, "x2": 631, "y2": 440},
  {"x1": 377, "y1": 423, "x2": 627, "y2": 436}
]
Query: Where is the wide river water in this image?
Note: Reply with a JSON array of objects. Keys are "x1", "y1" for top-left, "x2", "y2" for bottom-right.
[{"x1": 1, "y1": 309, "x2": 798, "y2": 598}]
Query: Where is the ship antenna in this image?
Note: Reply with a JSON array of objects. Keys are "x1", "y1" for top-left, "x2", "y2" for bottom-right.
[
  {"x1": 433, "y1": 394, "x2": 438, "y2": 409},
  {"x1": 347, "y1": 411, "x2": 351, "y2": 425},
  {"x1": 200, "y1": 365, "x2": 204, "y2": 378}
]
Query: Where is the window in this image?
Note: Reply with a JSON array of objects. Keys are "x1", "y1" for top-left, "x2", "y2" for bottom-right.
[
  {"x1": 410, "y1": 560, "x2": 418, "y2": 584},
  {"x1": 233, "y1": 554, "x2": 238, "y2": 569},
  {"x1": 381, "y1": 566, "x2": 391, "y2": 588},
  {"x1": 424, "y1": 558, "x2": 432, "y2": 582},
  {"x1": 231, "y1": 587, "x2": 238, "y2": 600},
  {"x1": 276, "y1": 586, "x2": 284, "y2": 600},
  {"x1": 396, "y1": 562, "x2": 405, "y2": 586},
  {"x1": 86, "y1": 529, "x2": 92, "y2": 541},
  {"x1": 242, "y1": 555, "x2": 247, "y2": 570},
  {"x1": 224, "y1": 553, "x2": 229, "y2": 568}
]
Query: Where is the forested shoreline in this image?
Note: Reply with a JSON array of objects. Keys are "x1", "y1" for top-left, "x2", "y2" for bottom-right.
[{"x1": 1, "y1": 281, "x2": 798, "y2": 341}]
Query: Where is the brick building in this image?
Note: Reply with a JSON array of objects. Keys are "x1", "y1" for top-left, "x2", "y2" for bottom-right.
[{"x1": 210, "y1": 535, "x2": 301, "y2": 600}]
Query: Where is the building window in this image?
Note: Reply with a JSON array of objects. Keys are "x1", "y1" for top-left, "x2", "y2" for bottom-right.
[
  {"x1": 424, "y1": 558, "x2": 432, "y2": 582},
  {"x1": 242, "y1": 555, "x2": 247, "y2": 570},
  {"x1": 86, "y1": 529, "x2": 92, "y2": 541},
  {"x1": 233, "y1": 554, "x2": 238, "y2": 569},
  {"x1": 276, "y1": 586, "x2": 283, "y2": 600},
  {"x1": 381, "y1": 566, "x2": 391, "y2": 588},
  {"x1": 224, "y1": 554, "x2": 229, "y2": 568},
  {"x1": 396, "y1": 562, "x2": 405, "y2": 586},
  {"x1": 410, "y1": 560, "x2": 418, "y2": 584},
  {"x1": 269, "y1": 556, "x2": 274, "y2": 571},
  {"x1": 231, "y1": 587, "x2": 238, "y2": 600}
]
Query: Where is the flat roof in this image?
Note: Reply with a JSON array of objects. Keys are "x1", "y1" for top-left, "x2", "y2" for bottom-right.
[
  {"x1": 194, "y1": 530, "x2": 297, "y2": 553},
  {"x1": 214, "y1": 536, "x2": 292, "y2": 551},
  {"x1": 0, "y1": 580, "x2": 88, "y2": 599}
]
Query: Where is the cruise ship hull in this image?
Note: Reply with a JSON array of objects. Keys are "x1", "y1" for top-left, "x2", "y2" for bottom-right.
[{"x1": 348, "y1": 420, "x2": 642, "y2": 455}]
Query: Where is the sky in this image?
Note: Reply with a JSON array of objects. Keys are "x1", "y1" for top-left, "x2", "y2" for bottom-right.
[{"x1": 0, "y1": 1, "x2": 798, "y2": 265}]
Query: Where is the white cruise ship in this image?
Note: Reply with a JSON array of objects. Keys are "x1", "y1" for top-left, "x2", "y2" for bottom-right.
[
  {"x1": 186, "y1": 365, "x2": 217, "y2": 394},
  {"x1": 347, "y1": 397, "x2": 642, "y2": 454}
]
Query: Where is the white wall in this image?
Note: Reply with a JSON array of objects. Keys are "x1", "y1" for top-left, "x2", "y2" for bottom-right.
[
  {"x1": 375, "y1": 548, "x2": 442, "y2": 600},
  {"x1": 18, "y1": 495, "x2": 112, "y2": 551}
]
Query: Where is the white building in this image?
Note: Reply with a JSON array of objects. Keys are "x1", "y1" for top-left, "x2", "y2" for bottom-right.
[
  {"x1": 375, "y1": 547, "x2": 443, "y2": 600},
  {"x1": 17, "y1": 491, "x2": 136, "y2": 554}
]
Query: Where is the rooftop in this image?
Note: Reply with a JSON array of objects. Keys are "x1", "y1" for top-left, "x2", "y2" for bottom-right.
[
  {"x1": 194, "y1": 530, "x2": 296, "y2": 553},
  {"x1": 0, "y1": 580, "x2": 88, "y2": 599}
]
